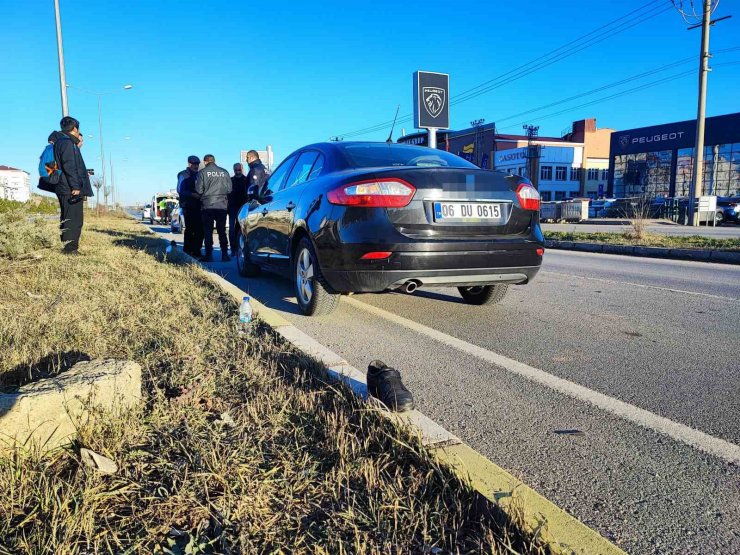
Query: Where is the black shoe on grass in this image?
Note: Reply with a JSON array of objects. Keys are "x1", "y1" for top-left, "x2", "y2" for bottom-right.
[
  {"x1": 199, "y1": 253, "x2": 213, "y2": 263},
  {"x1": 367, "y1": 360, "x2": 414, "y2": 412}
]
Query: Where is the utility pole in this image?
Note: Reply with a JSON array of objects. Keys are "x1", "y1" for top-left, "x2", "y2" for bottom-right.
[
  {"x1": 671, "y1": 0, "x2": 730, "y2": 225},
  {"x1": 53, "y1": 0, "x2": 69, "y2": 116},
  {"x1": 110, "y1": 158, "x2": 115, "y2": 208},
  {"x1": 523, "y1": 124, "x2": 541, "y2": 189}
]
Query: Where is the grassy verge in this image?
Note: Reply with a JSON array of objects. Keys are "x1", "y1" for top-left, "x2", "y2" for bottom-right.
[
  {"x1": 0, "y1": 195, "x2": 59, "y2": 215},
  {"x1": 544, "y1": 230, "x2": 740, "y2": 251},
  {"x1": 0, "y1": 213, "x2": 547, "y2": 554}
]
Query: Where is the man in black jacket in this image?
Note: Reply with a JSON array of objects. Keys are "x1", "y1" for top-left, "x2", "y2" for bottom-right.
[
  {"x1": 245, "y1": 150, "x2": 268, "y2": 200},
  {"x1": 195, "y1": 154, "x2": 232, "y2": 262},
  {"x1": 227, "y1": 163, "x2": 249, "y2": 256},
  {"x1": 49, "y1": 116, "x2": 93, "y2": 254},
  {"x1": 177, "y1": 155, "x2": 203, "y2": 257}
]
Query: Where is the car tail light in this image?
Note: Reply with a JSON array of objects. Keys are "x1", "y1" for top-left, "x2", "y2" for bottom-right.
[
  {"x1": 516, "y1": 183, "x2": 540, "y2": 211},
  {"x1": 536, "y1": 248, "x2": 544, "y2": 256},
  {"x1": 361, "y1": 251, "x2": 392, "y2": 260},
  {"x1": 327, "y1": 178, "x2": 416, "y2": 208}
]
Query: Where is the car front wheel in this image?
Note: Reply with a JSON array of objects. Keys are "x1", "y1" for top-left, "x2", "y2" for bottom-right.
[
  {"x1": 293, "y1": 237, "x2": 339, "y2": 316},
  {"x1": 458, "y1": 284, "x2": 509, "y2": 305}
]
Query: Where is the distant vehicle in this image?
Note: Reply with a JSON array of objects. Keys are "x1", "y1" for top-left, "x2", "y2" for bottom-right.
[
  {"x1": 142, "y1": 204, "x2": 151, "y2": 221},
  {"x1": 170, "y1": 204, "x2": 184, "y2": 233},
  {"x1": 149, "y1": 192, "x2": 178, "y2": 225},
  {"x1": 716, "y1": 197, "x2": 740, "y2": 225},
  {"x1": 236, "y1": 141, "x2": 544, "y2": 316}
]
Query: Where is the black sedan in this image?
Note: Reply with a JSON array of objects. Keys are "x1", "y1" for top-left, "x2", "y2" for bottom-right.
[{"x1": 236, "y1": 142, "x2": 544, "y2": 316}]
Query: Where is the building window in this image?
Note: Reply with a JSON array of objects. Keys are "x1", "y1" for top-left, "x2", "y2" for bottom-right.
[
  {"x1": 613, "y1": 150, "x2": 673, "y2": 198},
  {"x1": 555, "y1": 191, "x2": 565, "y2": 201},
  {"x1": 540, "y1": 191, "x2": 551, "y2": 201},
  {"x1": 518, "y1": 166, "x2": 525, "y2": 176},
  {"x1": 555, "y1": 166, "x2": 567, "y2": 181},
  {"x1": 601, "y1": 169, "x2": 609, "y2": 180},
  {"x1": 570, "y1": 167, "x2": 581, "y2": 181},
  {"x1": 540, "y1": 166, "x2": 552, "y2": 181},
  {"x1": 587, "y1": 168, "x2": 599, "y2": 180}
]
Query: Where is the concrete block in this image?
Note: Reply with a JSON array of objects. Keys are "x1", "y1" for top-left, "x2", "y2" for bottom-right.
[
  {"x1": 709, "y1": 250, "x2": 740, "y2": 265},
  {"x1": 668, "y1": 248, "x2": 711, "y2": 261},
  {"x1": 572, "y1": 242, "x2": 604, "y2": 253},
  {"x1": 0, "y1": 359, "x2": 142, "y2": 452},
  {"x1": 634, "y1": 246, "x2": 670, "y2": 258}
]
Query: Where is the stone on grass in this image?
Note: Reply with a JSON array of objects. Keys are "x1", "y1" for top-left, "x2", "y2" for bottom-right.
[{"x1": 0, "y1": 359, "x2": 142, "y2": 452}]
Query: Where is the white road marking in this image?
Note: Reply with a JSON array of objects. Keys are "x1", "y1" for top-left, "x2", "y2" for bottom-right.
[
  {"x1": 343, "y1": 296, "x2": 740, "y2": 465},
  {"x1": 542, "y1": 270, "x2": 740, "y2": 302}
]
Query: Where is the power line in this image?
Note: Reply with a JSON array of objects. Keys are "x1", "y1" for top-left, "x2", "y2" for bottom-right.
[
  {"x1": 493, "y1": 46, "x2": 740, "y2": 126},
  {"x1": 337, "y1": 0, "x2": 672, "y2": 139},
  {"x1": 496, "y1": 60, "x2": 740, "y2": 131}
]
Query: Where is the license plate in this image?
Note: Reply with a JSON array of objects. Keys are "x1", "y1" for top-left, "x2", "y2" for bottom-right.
[{"x1": 433, "y1": 201, "x2": 503, "y2": 223}]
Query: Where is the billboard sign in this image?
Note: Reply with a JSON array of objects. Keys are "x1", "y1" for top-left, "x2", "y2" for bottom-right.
[{"x1": 413, "y1": 71, "x2": 450, "y2": 129}]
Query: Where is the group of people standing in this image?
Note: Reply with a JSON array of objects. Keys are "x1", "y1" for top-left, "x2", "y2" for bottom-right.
[{"x1": 177, "y1": 151, "x2": 267, "y2": 262}]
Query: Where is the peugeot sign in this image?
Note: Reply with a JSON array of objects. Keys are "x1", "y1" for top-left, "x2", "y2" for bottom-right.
[{"x1": 413, "y1": 71, "x2": 450, "y2": 130}]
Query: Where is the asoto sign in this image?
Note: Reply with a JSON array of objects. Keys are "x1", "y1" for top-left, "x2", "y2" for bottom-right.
[{"x1": 413, "y1": 71, "x2": 449, "y2": 130}]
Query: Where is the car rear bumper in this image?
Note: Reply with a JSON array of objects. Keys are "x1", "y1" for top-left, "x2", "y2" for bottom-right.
[{"x1": 319, "y1": 244, "x2": 543, "y2": 293}]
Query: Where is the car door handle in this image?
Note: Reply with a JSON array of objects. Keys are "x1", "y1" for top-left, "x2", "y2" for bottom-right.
[
  {"x1": 261, "y1": 208, "x2": 268, "y2": 216},
  {"x1": 286, "y1": 201, "x2": 296, "y2": 212}
]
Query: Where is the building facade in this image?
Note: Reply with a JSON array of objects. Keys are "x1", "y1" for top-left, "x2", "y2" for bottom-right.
[
  {"x1": 0, "y1": 165, "x2": 31, "y2": 202},
  {"x1": 398, "y1": 118, "x2": 613, "y2": 199},
  {"x1": 608, "y1": 112, "x2": 740, "y2": 199}
]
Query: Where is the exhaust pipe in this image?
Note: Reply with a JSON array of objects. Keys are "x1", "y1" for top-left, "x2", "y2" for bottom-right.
[{"x1": 404, "y1": 280, "x2": 420, "y2": 294}]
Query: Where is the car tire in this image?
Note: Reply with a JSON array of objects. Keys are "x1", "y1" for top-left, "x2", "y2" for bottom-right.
[
  {"x1": 715, "y1": 211, "x2": 725, "y2": 226},
  {"x1": 458, "y1": 284, "x2": 509, "y2": 305},
  {"x1": 293, "y1": 237, "x2": 340, "y2": 316},
  {"x1": 236, "y1": 231, "x2": 260, "y2": 277}
]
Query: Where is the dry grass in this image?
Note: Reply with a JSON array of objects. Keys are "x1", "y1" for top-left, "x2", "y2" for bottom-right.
[
  {"x1": 544, "y1": 230, "x2": 740, "y2": 251},
  {"x1": 0, "y1": 214, "x2": 547, "y2": 554}
]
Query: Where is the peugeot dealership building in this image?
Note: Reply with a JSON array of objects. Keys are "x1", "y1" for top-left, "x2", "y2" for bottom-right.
[{"x1": 608, "y1": 112, "x2": 740, "y2": 198}]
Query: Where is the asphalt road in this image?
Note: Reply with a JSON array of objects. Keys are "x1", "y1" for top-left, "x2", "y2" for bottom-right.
[
  {"x1": 145, "y1": 220, "x2": 740, "y2": 554},
  {"x1": 543, "y1": 220, "x2": 740, "y2": 238}
]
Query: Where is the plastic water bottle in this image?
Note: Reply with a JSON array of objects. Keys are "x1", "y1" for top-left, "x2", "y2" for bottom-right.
[
  {"x1": 239, "y1": 296, "x2": 253, "y2": 333},
  {"x1": 165, "y1": 240, "x2": 176, "y2": 254}
]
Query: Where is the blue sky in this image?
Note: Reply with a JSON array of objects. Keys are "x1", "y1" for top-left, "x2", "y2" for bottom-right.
[{"x1": 2, "y1": 0, "x2": 738, "y2": 204}]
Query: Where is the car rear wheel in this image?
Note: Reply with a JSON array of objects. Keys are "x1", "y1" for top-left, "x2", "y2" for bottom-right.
[
  {"x1": 715, "y1": 210, "x2": 725, "y2": 225},
  {"x1": 458, "y1": 284, "x2": 509, "y2": 305},
  {"x1": 294, "y1": 237, "x2": 339, "y2": 316},
  {"x1": 236, "y1": 232, "x2": 260, "y2": 277}
]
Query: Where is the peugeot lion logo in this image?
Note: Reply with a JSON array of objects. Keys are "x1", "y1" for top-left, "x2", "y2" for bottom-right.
[
  {"x1": 619, "y1": 135, "x2": 630, "y2": 149},
  {"x1": 423, "y1": 87, "x2": 445, "y2": 118}
]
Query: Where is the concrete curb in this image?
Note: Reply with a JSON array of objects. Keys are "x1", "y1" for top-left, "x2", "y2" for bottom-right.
[
  {"x1": 140, "y1": 224, "x2": 625, "y2": 555},
  {"x1": 545, "y1": 239, "x2": 740, "y2": 265}
]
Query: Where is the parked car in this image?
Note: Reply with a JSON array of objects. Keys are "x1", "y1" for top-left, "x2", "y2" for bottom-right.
[
  {"x1": 236, "y1": 142, "x2": 544, "y2": 316},
  {"x1": 142, "y1": 204, "x2": 151, "y2": 221},
  {"x1": 170, "y1": 203, "x2": 184, "y2": 233},
  {"x1": 716, "y1": 197, "x2": 740, "y2": 225}
]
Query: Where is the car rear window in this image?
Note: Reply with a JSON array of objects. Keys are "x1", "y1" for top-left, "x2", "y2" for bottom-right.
[{"x1": 340, "y1": 144, "x2": 477, "y2": 169}]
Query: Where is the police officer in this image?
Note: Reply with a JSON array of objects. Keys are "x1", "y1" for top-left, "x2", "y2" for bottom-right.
[
  {"x1": 228, "y1": 163, "x2": 249, "y2": 256},
  {"x1": 195, "y1": 154, "x2": 232, "y2": 262},
  {"x1": 177, "y1": 155, "x2": 203, "y2": 257},
  {"x1": 245, "y1": 150, "x2": 268, "y2": 200}
]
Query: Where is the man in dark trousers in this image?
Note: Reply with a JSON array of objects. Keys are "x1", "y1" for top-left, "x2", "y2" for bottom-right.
[
  {"x1": 177, "y1": 155, "x2": 203, "y2": 257},
  {"x1": 227, "y1": 162, "x2": 249, "y2": 256},
  {"x1": 195, "y1": 154, "x2": 232, "y2": 262},
  {"x1": 48, "y1": 116, "x2": 93, "y2": 254},
  {"x1": 245, "y1": 150, "x2": 268, "y2": 200}
]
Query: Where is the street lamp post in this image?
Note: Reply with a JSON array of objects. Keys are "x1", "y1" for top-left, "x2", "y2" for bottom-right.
[
  {"x1": 53, "y1": 0, "x2": 69, "y2": 116},
  {"x1": 65, "y1": 84, "x2": 132, "y2": 209}
]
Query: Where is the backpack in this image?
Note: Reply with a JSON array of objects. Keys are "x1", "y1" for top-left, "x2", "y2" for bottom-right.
[{"x1": 38, "y1": 143, "x2": 61, "y2": 192}]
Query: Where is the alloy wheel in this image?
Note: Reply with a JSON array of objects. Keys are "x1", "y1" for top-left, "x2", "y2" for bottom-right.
[{"x1": 296, "y1": 247, "x2": 315, "y2": 305}]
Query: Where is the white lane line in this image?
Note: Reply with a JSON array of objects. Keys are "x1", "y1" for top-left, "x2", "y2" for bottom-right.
[
  {"x1": 541, "y1": 270, "x2": 740, "y2": 302},
  {"x1": 343, "y1": 296, "x2": 740, "y2": 465}
]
